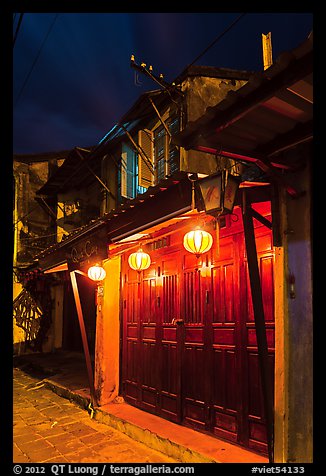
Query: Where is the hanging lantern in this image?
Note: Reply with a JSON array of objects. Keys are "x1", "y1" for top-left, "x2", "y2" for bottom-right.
[
  {"x1": 196, "y1": 169, "x2": 240, "y2": 217},
  {"x1": 128, "y1": 249, "x2": 151, "y2": 271},
  {"x1": 88, "y1": 264, "x2": 106, "y2": 282},
  {"x1": 183, "y1": 229, "x2": 213, "y2": 258}
]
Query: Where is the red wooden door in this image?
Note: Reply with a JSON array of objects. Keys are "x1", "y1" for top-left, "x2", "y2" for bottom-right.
[
  {"x1": 181, "y1": 250, "x2": 209, "y2": 431},
  {"x1": 122, "y1": 272, "x2": 141, "y2": 405},
  {"x1": 207, "y1": 233, "x2": 241, "y2": 443},
  {"x1": 158, "y1": 251, "x2": 182, "y2": 422},
  {"x1": 241, "y1": 223, "x2": 275, "y2": 453},
  {"x1": 121, "y1": 202, "x2": 274, "y2": 454},
  {"x1": 122, "y1": 250, "x2": 182, "y2": 422}
]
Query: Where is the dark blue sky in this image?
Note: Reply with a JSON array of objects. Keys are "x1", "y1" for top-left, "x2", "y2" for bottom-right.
[{"x1": 13, "y1": 12, "x2": 313, "y2": 155}]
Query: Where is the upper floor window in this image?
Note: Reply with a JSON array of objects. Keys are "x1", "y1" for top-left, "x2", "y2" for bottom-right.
[
  {"x1": 120, "y1": 142, "x2": 147, "y2": 200},
  {"x1": 118, "y1": 115, "x2": 180, "y2": 203},
  {"x1": 154, "y1": 126, "x2": 166, "y2": 183},
  {"x1": 167, "y1": 116, "x2": 180, "y2": 176},
  {"x1": 138, "y1": 115, "x2": 180, "y2": 188}
]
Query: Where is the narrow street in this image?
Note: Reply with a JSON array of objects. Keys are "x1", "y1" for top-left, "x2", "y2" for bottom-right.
[{"x1": 13, "y1": 368, "x2": 180, "y2": 464}]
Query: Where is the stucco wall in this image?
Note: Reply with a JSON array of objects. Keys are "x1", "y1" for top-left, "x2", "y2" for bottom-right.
[
  {"x1": 274, "y1": 151, "x2": 313, "y2": 463},
  {"x1": 13, "y1": 281, "x2": 25, "y2": 352},
  {"x1": 180, "y1": 76, "x2": 248, "y2": 175},
  {"x1": 183, "y1": 76, "x2": 248, "y2": 123},
  {"x1": 285, "y1": 160, "x2": 313, "y2": 462},
  {"x1": 14, "y1": 160, "x2": 54, "y2": 265},
  {"x1": 94, "y1": 256, "x2": 121, "y2": 405}
]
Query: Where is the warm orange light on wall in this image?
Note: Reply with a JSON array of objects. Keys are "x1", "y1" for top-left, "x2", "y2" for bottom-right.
[
  {"x1": 128, "y1": 249, "x2": 151, "y2": 271},
  {"x1": 183, "y1": 229, "x2": 213, "y2": 258},
  {"x1": 87, "y1": 264, "x2": 106, "y2": 282}
]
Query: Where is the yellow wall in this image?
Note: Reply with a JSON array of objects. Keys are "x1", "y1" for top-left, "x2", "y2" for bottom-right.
[
  {"x1": 94, "y1": 256, "x2": 121, "y2": 405},
  {"x1": 53, "y1": 284, "x2": 64, "y2": 349},
  {"x1": 13, "y1": 281, "x2": 25, "y2": 351}
]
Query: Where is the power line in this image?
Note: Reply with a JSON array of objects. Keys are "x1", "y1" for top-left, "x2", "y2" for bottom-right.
[
  {"x1": 13, "y1": 203, "x2": 40, "y2": 229},
  {"x1": 14, "y1": 13, "x2": 59, "y2": 108},
  {"x1": 19, "y1": 228, "x2": 77, "y2": 242},
  {"x1": 13, "y1": 13, "x2": 24, "y2": 47},
  {"x1": 187, "y1": 13, "x2": 247, "y2": 68}
]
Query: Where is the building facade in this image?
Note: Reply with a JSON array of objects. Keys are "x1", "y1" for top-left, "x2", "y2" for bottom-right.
[
  {"x1": 13, "y1": 150, "x2": 67, "y2": 353},
  {"x1": 14, "y1": 34, "x2": 313, "y2": 463}
]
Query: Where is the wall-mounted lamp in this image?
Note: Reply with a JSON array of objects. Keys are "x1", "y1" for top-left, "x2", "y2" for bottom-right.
[
  {"x1": 128, "y1": 249, "x2": 151, "y2": 272},
  {"x1": 196, "y1": 169, "x2": 240, "y2": 217},
  {"x1": 87, "y1": 264, "x2": 106, "y2": 282}
]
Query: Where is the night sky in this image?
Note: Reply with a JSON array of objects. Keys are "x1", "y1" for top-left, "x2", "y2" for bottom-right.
[{"x1": 13, "y1": 12, "x2": 313, "y2": 155}]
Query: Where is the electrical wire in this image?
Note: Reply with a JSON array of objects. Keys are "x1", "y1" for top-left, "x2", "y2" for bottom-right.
[
  {"x1": 14, "y1": 13, "x2": 59, "y2": 108},
  {"x1": 13, "y1": 13, "x2": 24, "y2": 47},
  {"x1": 13, "y1": 203, "x2": 40, "y2": 228},
  {"x1": 187, "y1": 13, "x2": 247, "y2": 68},
  {"x1": 18, "y1": 229, "x2": 76, "y2": 242}
]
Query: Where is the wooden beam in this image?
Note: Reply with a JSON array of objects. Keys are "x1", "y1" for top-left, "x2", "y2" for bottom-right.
[
  {"x1": 242, "y1": 190, "x2": 274, "y2": 463},
  {"x1": 255, "y1": 120, "x2": 313, "y2": 158},
  {"x1": 120, "y1": 124, "x2": 155, "y2": 175},
  {"x1": 211, "y1": 50, "x2": 312, "y2": 136},
  {"x1": 148, "y1": 96, "x2": 171, "y2": 138},
  {"x1": 199, "y1": 147, "x2": 301, "y2": 198},
  {"x1": 250, "y1": 208, "x2": 272, "y2": 229},
  {"x1": 70, "y1": 271, "x2": 97, "y2": 407}
]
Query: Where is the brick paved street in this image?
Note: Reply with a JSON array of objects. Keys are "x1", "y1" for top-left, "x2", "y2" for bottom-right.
[{"x1": 13, "y1": 367, "x2": 180, "y2": 464}]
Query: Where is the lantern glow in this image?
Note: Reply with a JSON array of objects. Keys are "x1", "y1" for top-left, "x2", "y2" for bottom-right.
[
  {"x1": 128, "y1": 249, "x2": 151, "y2": 271},
  {"x1": 183, "y1": 229, "x2": 213, "y2": 257},
  {"x1": 87, "y1": 264, "x2": 106, "y2": 282}
]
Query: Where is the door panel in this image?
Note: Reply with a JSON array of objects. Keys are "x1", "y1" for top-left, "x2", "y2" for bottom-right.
[
  {"x1": 242, "y1": 225, "x2": 275, "y2": 453},
  {"x1": 159, "y1": 253, "x2": 181, "y2": 422},
  {"x1": 209, "y1": 236, "x2": 240, "y2": 442},
  {"x1": 140, "y1": 273, "x2": 158, "y2": 412},
  {"x1": 181, "y1": 262, "x2": 208, "y2": 431},
  {"x1": 123, "y1": 271, "x2": 140, "y2": 405}
]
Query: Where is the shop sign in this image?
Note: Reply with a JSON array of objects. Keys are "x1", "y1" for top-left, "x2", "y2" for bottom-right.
[{"x1": 67, "y1": 232, "x2": 107, "y2": 270}]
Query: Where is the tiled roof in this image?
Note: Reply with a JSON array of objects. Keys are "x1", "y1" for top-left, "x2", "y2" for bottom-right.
[
  {"x1": 36, "y1": 147, "x2": 95, "y2": 196},
  {"x1": 174, "y1": 65, "x2": 255, "y2": 83},
  {"x1": 35, "y1": 171, "x2": 190, "y2": 260},
  {"x1": 13, "y1": 148, "x2": 73, "y2": 164},
  {"x1": 174, "y1": 32, "x2": 313, "y2": 166}
]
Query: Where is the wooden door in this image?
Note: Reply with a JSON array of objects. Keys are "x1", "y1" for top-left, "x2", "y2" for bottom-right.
[
  {"x1": 122, "y1": 268, "x2": 141, "y2": 405},
  {"x1": 122, "y1": 249, "x2": 182, "y2": 422},
  {"x1": 207, "y1": 233, "x2": 241, "y2": 443},
  {"x1": 241, "y1": 224, "x2": 275, "y2": 453},
  {"x1": 121, "y1": 203, "x2": 274, "y2": 454},
  {"x1": 181, "y1": 250, "x2": 209, "y2": 431},
  {"x1": 139, "y1": 264, "x2": 159, "y2": 413},
  {"x1": 159, "y1": 252, "x2": 182, "y2": 423}
]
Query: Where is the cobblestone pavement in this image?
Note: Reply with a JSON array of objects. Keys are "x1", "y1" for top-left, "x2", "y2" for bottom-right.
[{"x1": 13, "y1": 368, "x2": 180, "y2": 464}]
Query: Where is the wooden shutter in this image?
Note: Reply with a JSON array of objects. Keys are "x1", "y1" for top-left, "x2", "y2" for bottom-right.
[
  {"x1": 138, "y1": 129, "x2": 154, "y2": 188},
  {"x1": 120, "y1": 150, "x2": 128, "y2": 198},
  {"x1": 121, "y1": 145, "x2": 136, "y2": 199}
]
